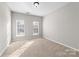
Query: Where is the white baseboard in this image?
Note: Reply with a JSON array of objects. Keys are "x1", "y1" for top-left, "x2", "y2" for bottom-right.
[
  {"x1": 43, "y1": 36, "x2": 79, "y2": 52},
  {"x1": 0, "y1": 46, "x2": 7, "y2": 56}
]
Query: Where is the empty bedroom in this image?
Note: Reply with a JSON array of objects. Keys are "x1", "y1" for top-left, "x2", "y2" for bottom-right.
[{"x1": 0, "y1": 1, "x2": 79, "y2": 57}]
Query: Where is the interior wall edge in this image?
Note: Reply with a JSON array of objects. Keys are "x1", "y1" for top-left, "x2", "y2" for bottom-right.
[
  {"x1": 0, "y1": 46, "x2": 7, "y2": 56},
  {"x1": 43, "y1": 36, "x2": 79, "y2": 52}
]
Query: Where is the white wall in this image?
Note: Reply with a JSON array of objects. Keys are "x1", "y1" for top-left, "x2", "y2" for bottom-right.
[
  {"x1": 43, "y1": 2, "x2": 79, "y2": 49},
  {"x1": 0, "y1": 3, "x2": 11, "y2": 56},
  {"x1": 11, "y1": 12, "x2": 42, "y2": 41}
]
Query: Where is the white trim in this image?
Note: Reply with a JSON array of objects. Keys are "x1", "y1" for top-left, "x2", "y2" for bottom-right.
[{"x1": 43, "y1": 36, "x2": 79, "y2": 52}]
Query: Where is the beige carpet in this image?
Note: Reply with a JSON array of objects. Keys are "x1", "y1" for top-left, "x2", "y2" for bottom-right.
[{"x1": 1, "y1": 38, "x2": 79, "y2": 57}]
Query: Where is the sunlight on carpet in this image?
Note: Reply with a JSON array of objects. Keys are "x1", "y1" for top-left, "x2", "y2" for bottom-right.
[{"x1": 8, "y1": 40, "x2": 34, "y2": 57}]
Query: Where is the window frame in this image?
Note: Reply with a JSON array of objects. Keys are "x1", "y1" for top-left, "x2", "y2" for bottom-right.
[
  {"x1": 16, "y1": 20, "x2": 25, "y2": 37},
  {"x1": 33, "y1": 21, "x2": 39, "y2": 35}
]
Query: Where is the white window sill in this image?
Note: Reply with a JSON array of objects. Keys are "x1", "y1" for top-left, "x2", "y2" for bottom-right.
[
  {"x1": 16, "y1": 35, "x2": 25, "y2": 37},
  {"x1": 33, "y1": 33, "x2": 39, "y2": 35}
]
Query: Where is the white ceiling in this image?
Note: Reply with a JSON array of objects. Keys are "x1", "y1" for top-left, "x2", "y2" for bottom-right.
[{"x1": 7, "y1": 2, "x2": 69, "y2": 16}]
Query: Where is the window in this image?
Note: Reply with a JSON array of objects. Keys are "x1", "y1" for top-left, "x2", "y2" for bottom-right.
[
  {"x1": 33, "y1": 21, "x2": 39, "y2": 35},
  {"x1": 16, "y1": 20, "x2": 25, "y2": 36}
]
